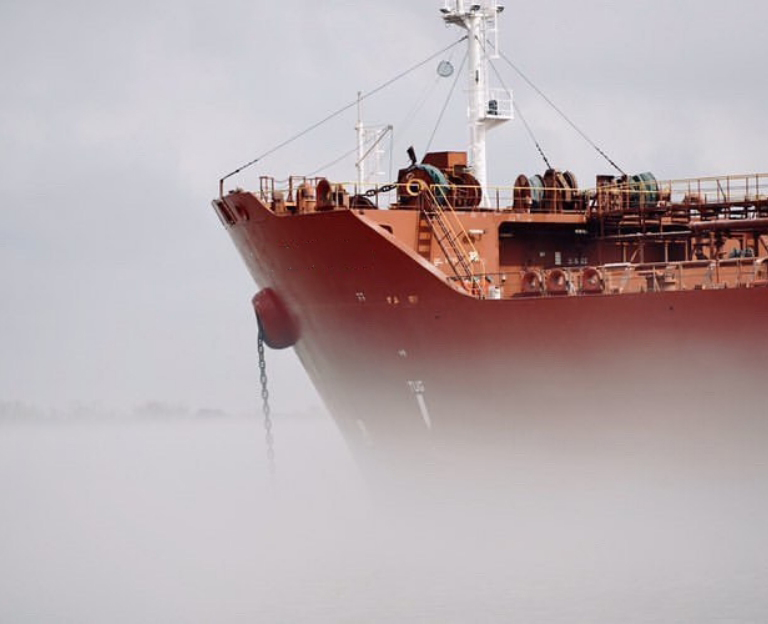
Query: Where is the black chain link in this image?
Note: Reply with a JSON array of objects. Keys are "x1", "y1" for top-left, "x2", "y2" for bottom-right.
[
  {"x1": 257, "y1": 324, "x2": 275, "y2": 475},
  {"x1": 362, "y1": 183, "x2": 397, "y2": 197}
]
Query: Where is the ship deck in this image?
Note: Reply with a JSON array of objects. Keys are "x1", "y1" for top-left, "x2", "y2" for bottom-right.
[{"x1": 214, "y1": 169, "x2": 768, "y2": 301}]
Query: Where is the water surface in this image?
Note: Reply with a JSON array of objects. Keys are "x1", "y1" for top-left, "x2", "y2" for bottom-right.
[{"x1": 1, "y1": 410, "x2": 766, "y2": 623}]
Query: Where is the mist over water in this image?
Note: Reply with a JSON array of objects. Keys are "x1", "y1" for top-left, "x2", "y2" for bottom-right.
[{"x1": 1, "y1": 404, "x2": 767, "y2": 623}]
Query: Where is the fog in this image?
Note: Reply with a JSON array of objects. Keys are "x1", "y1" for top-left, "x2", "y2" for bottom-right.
[
  {"x1": 2, "y1": 405, "x2": 767, "y2": 622},
  {"x1": 3, "y1": 0, "x2": 768, "y2": 620}
]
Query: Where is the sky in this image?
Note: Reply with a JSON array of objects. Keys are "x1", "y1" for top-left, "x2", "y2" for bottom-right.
[{"x1": 2, "y1": 0, "x2": 768, "y2": 416}]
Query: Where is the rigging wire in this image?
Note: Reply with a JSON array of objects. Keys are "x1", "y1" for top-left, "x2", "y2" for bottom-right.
[
  {"x1": 485, "y1": 48, "x2": 553, "y2": 171},
  {"x1": 307, "y1": 145, "x2": 359, "y2": 177},
  {"x1": 312, "y1": 72, "x2": 437, "y2": 178},
  {"x1": 396, "y1": 43, "x2": 459, "y2": 140},
  {"x1": 356, "y1": 125, "x2": 393, "y2": 168},
  {"x1": 219, "y1": 36, "x2": 468, "y2": 190},
  {"x1": 310, "y1": 124, "x2": 393, "y2": 180},
  {"x1": 394, "y1": 42, "x2": 461, "y2": 157},
  {"x1": 513, "y1": 101, "x2": 552, "y2": 171},
  {"x1": 497, "y1": 49, "x2": 626, "y2": 176},
  {"x1": 396, "y1": 74, "x2": 442, "y2": 141},
  {"x1": 425, "y1": 51, "x2": 468, "y2": 155}
]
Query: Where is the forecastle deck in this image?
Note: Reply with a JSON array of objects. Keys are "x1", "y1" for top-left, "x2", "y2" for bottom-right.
[{"x1": 215, "y1": 164, "x2": 768, "y2": 301}]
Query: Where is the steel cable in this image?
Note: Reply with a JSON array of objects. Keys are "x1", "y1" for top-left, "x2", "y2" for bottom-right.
[
  {"x1": 497, "y1": 49, "x2": 625, "y2": 176},
  {"x1": 219, "y1": 37, "x2": 469, "y2": 190},
  {"x1": 425, "y1": 51, "x2": 468, "y2": 155}
]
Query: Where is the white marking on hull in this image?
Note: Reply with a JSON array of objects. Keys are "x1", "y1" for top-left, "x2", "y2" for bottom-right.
[
  {"x1": 415, "y1": 392, "x2": 433, "y2": 430},
  {"x1": 408, "y1": 380, "x2": 433, "y2": 430}
]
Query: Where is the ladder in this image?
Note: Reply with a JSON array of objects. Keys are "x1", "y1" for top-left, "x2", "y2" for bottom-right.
[{"x1": 418, "y1": 186, "x2": 481, "y2": 294}]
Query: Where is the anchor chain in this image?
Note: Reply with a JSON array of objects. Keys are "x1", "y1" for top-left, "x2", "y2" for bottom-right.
[
  {"x1": 362, "y1": 183, "x2": 397, "y2": 197},
  {"x1": 257, "y1": 324, "x2": 275, "y2": 475}
]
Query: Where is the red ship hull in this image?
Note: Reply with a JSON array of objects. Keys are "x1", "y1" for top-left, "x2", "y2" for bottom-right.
[{"x1": 218, "y1": 191, "x2": 768, "y2": 470}]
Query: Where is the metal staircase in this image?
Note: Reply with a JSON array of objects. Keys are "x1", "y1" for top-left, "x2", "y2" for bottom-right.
[{"x1": 418, "y1": 185, "x2": 482, "y2": 293}]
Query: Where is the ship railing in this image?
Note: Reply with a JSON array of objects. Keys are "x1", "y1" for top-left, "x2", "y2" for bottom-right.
[
  {"x1": 417, "y1": 183, "x2": 488, "y2": 295},
  {"x1": 258, "y1": 175, "x2": 320, "y2": 204},
  {"x1": 256, "y1": 177, "x2": 401, "y2": 209},
  {"x1": 255, "y1": 177, "x2": 590, "y2": 214},
  {"x1": 484, "y1": 89, "x2": 513, "y2": 120},
  {"x1": 591, "y1": 172, "x2": 768, "y2": 221},
  {"x1": 412, "y1": 177, "x2": 761, "y2": 216},
  {"x1": 254, "y1": 173, "x2": 768, "y2": 221},
  {"x1": 254, "y1": 176, "x2": 489, "y2": 294},
  {"x1": 602, "y1": 257, "x2": 768, "y2": 293},
  {"x1": 447, "y1": 257, "x2": 767, "y2": 299}
]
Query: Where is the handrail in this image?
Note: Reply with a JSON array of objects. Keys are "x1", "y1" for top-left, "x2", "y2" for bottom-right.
[
  {"x1": 418, "y1": 183, "x2": 487, "y2": 295},
  {"x1": 249, "y1": 171, "x2": 768, "y2": 215},
  {"x1": 446, "y1": 256, "x2": 768, "y2": 299},
  {"x1": 593, "y1": 172, "x2": 768, "y2": 212}
]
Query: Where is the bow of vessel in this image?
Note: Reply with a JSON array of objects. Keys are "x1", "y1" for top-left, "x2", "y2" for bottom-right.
[{"x1": 211, "y1": 1, "x2": 768, "y2": 468}]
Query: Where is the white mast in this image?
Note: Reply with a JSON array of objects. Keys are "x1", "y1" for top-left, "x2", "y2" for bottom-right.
[
  {"x1": 441, "y1": 0, "x2": 511, "y2": 197},
  {"x1": 355, "y1": 92, "x2": 393, "y2": 191}
]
